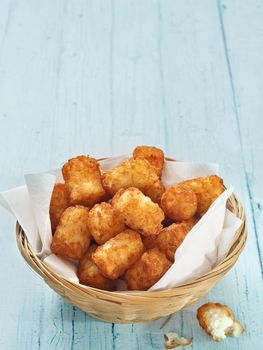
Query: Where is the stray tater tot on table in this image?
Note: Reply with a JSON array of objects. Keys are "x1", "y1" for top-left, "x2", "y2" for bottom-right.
[
  {"x1": 181, "y1": 175, "x2": 225, "y2": 216},
  {"x1": 49, "y1": 183, "x2": 70, "y2": 233},
  {"x1": 132, "y1": 145, "x2": 164, "y2": 177},
  {"x1": 102, "y1": 158, "x2": 161, "y2": 201},
  {"x1": 125, "y1": 248, "x2": 172, "y2": 290},
  {"x1": 197, "y1": 303, "x2": 244, "y2": 342},
  {"x1": 62, "y1": 156, "x2": 105, "y2": 207},
  {"x1": 88, "y1": 202, "x2": 125, "y2": 244},
  {"x1": 78, "y1": 244, "x2": 115, "y2": 291},
  {"x1": 92, "y1": 229, "x2": 144, "y2": 280},
  {"x1": 51, "y1": 205, "x2": 91, "y2": 260},
  {"x1": 161, "y1": 184, "x2": 197, "y2": 221},
  {"x1": 149, "y1": 218, "x2": 198, "y2": 261},
  {"x1": 113, "y1": 187, "x2": 164, "y2": 236}
]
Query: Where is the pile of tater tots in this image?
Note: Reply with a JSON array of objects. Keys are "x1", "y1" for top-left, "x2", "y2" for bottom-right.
[{"x1": 50, "y1": 146, "x2": 225, "y2": 291}]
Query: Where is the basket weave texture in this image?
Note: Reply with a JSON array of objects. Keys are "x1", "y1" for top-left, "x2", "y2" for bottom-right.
[{"x1": 16, "y1": 163, "x2": 247, "y2": 323}]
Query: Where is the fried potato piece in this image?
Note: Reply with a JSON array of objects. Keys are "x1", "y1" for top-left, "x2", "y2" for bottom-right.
[
  {"x1": 51, "y1": 206, "x2": 91, "y2": 260},
  {"x1": 149, "y1": 218, "x2": 197, "y2": 261},
  {"x1": 144, "y1": 179, "x2": 165, "y2": 204},
  {"x1": 197, "y1": 303, "x2": 245, "y2": 342},
  {"x1": 113, "y1": 187, "x2": 164, "y2": 236},
  {"x1": 92, "y1": 229, "x2": 144, "y2": 280},
  {"x1": 102, "y1": 158, "x2": 161, "y2": 201},
  {"x1": 62, "y1": 156, "x2": 105, "y2": 207},
  {"x1": 181, "y1": 175, "x2": 225, "y2": 216},
  {"x1": 125, "y1": 248, "x2": 172, "y2": 290},
  {"x1": 161, "y1": 184, "x2": 197, "y2": 221},
  {"x1": 49, "y1": 183, "x2": 70, "y2": 233},
  {"x1": 132, "y1": 145, "x2": 164, "y2": 177},
  {"x1": 88, "y1": 202, "x2": 125, "y2": 244},
  {"x1": 78, "y1": 244, "x2": 115, "y2": 290}
]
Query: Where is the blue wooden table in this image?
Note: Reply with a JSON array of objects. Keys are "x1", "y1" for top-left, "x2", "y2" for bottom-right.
[{"x1": 0, "y1": 1, "x2": 262, "y2": 349}]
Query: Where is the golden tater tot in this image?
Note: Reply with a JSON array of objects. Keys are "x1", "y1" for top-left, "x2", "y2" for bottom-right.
[
  {"x1": 161, "y1": 184, "x2": 197, "y2": 221},
  {"x1": 92, "y1": 229, "x2": 144, "y2": 280},
  {"x1": 102, "y1": 158, "x2": 160, "y2": 200},
  {"x1": 62, "y1": 156, "x2": 105, "y2": 207},
  {"x1": 88, "y1": 202, "x2": 125, "y2": 244},
  {"x1": 78, "y1": 244, "x2": 115, "y2": 291},
  {"x1": 125, "y1": 248, "x2": 172, "y2": 290},
  {"x1": 197, "y1": 303, "x2": 244, "y2": 342},
  {"x1": 181, "y1": 175, "x2": 225, "y2": 216},
  {"x1": 144, "y1": 179, "x2": 165, "y2": 204},
  {"x1": 49, "y1": 183, "x2": 70, "y2": 233},
  {"x1": 113, "y1": 187, "x2": 164, "y2": 236},
  {"x1": 182, "y1": 216, "x2": 200, "y2": 229},
  {"x1": 51, "y1": 205, "x2": 91, "y2": 260},
  {"x1": 150, "y1": 219, "x2": 197, "y2": 262},
  {"x1": 132, "y1": 145, "x2": 164, "y2": 177}
]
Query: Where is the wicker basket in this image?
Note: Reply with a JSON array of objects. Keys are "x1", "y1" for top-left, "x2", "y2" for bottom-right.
[{"x1": 16, "y1": 191, "x2": 247, "y2": 324}]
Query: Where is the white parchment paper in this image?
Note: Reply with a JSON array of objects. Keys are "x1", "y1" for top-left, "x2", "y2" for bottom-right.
[{"x1": 0, "y1": 155, "x2": 242, "y2": 290}]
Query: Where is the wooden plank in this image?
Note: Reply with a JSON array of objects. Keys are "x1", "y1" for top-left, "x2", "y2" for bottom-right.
[{"x1": 218, "y1": 0, "x2": 263, "y2": 276}]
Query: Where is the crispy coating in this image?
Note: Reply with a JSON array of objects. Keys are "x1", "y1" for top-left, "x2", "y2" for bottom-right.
[
  {"x1": 92, "y1": 229, "x2": 144, "y2": 280},
  {"x1": 102, "y1": 158, "x2": 161, "y2": 202},
  {"x1": 149, "y1": 218, "x2": 197, "y2": 261},
  {"x1": 144, "y1": 179, "x2": 165, "y2": 204},
  {"x1": 161, "y1": 184, "x2": 197, "y2": 221},
  {"x1": 88, "y1": 202, "x2": 125, "y2": 244},
  {"x1": 113, "y1": 187, "x2": 164, "y2": 236},
  {"x1": 49, "y1": 183, "x2": 70, "y2": 233},
  {"x1": 182, "y1": 216, "x2": 200, "y2": 230},
  {"x1": 78, "y1": 244, "x2": 115, "y2": 290},
  {"x1": 132, "y1": 145, "x2": 164, "y2": 177},
  {"x1": 62, "y1": 156, "x2": 105, "y2": 207},
  {"x1": 197, "y1": 303, "x2": 244, "y2": 341},
  {"x1": 181, "y1": 175, "x2": 225, "y2": 216},
  {"x1": 125, "y1": 248, "x2": 172, "y2": 290},
  {"x1": 51, "y1": 206, "x2": 91, "y2": 260}
]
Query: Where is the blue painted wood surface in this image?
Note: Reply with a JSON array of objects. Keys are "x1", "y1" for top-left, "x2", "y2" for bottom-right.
[{"x1": 0, "y1": 0, "x2": 262, "y2": 349}]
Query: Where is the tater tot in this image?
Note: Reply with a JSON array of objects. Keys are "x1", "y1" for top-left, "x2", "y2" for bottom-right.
[
  {"x1": 78, "y1": 244, "x2": 115, "y2": 290},
  {"x1": 88, "y1": 202, "x2": 125, "y2": 244},
  {"x1": 197, "y1": 303, "x2": 244, "y2": 341},
  {"x1": 49, "y1": 183, "x2": 70, "y2": 233},
  {"x1": 102, "y1": 158, "x2": 161, "y2": 202},
  {"x1": 62, "y1": 156, "x2": 106, "y2": 207},
  {"x1": 181, "y1": 175, "x2": 225, "y2": 216},
  {"x1": 144, "y1": 179, "x2": 165, "y2": 204},
  {"x1": 161, "y1": 184, "x2": 197, "y2": 221},
  {"x1": 125, "y1": 248, "x2": 172, "y2": 290},
  {"x1": 150, "y1": 218, "x2": 197, "y2": 261},
  {"x1": 113, "y1": 187, "x2": 164, "y2": 236},
  {"x1": 132, "y1": 145, "x2": 164, "y2": 177},
  {"x1": 51, "y1": 205, "x2": 91, "y2": 260},
  {"x1": 92, "y1": 229, "x2": 144, "y2": 280}
]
